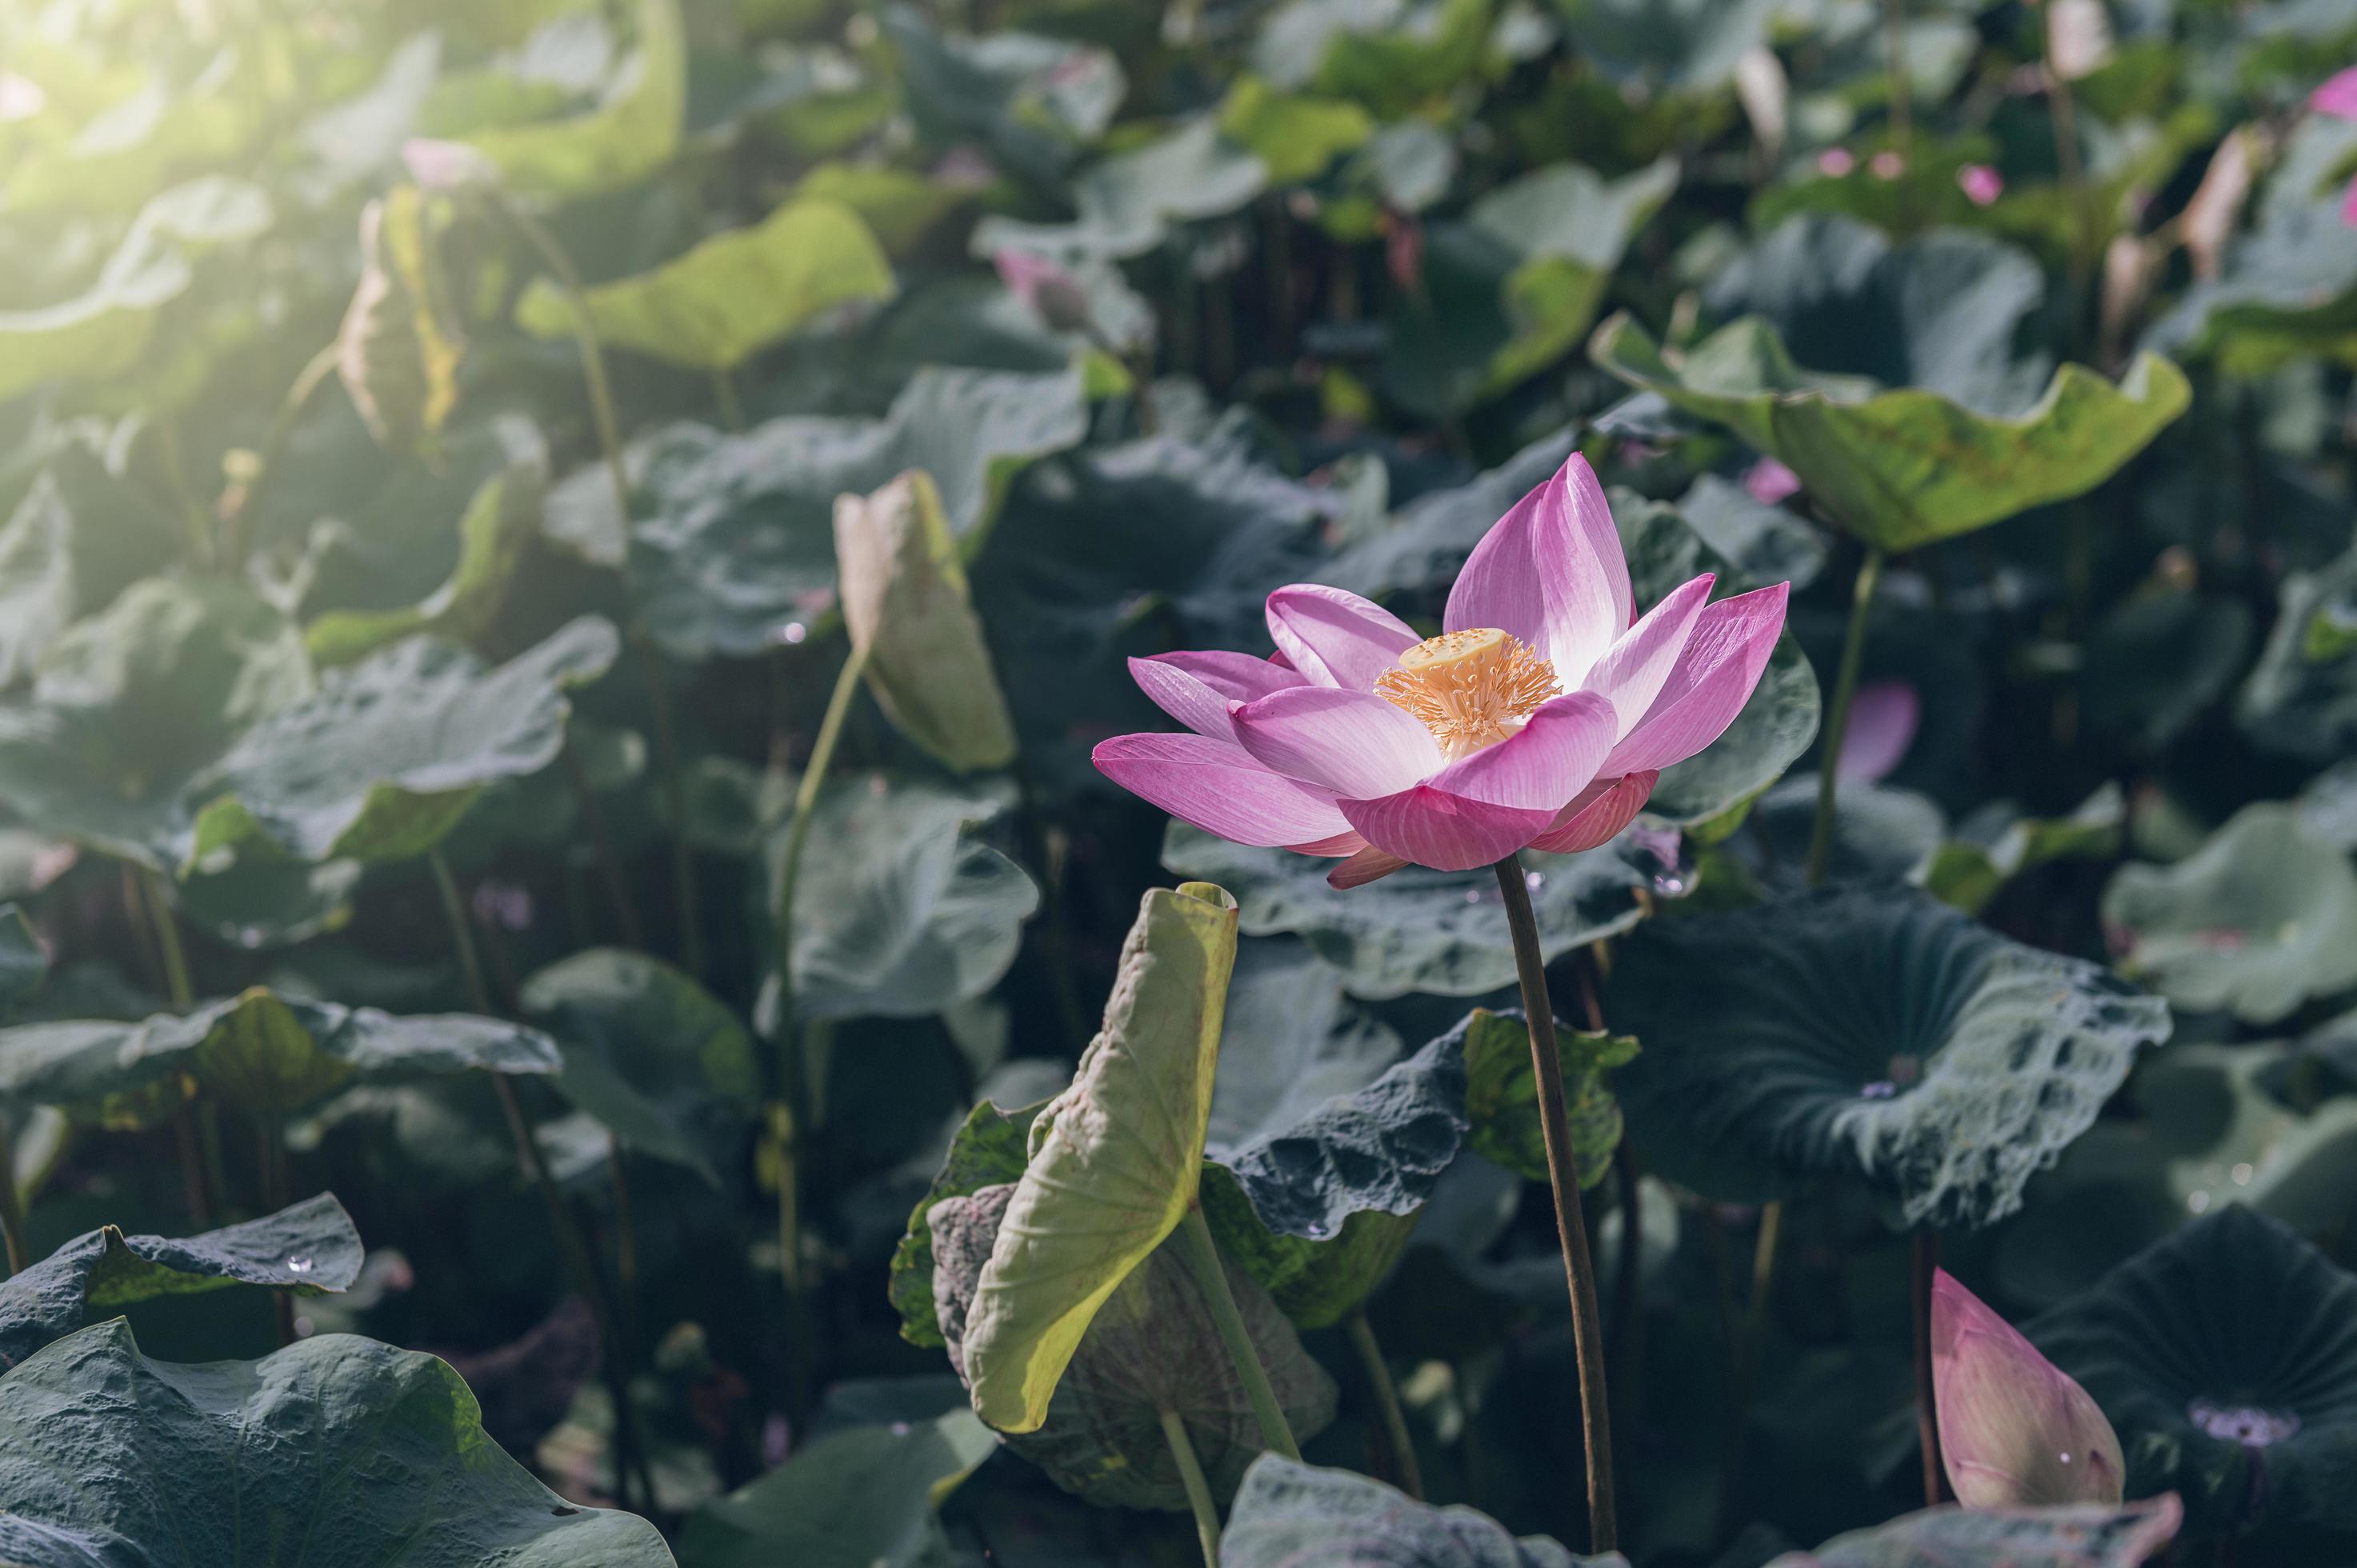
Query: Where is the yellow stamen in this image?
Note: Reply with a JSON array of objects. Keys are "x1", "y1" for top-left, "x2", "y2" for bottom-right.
[{"x1": 1376, "y1": 629, "x2": 1559, "y2": 759}]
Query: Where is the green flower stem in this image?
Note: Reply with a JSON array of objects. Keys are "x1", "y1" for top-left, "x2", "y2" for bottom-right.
[
  {"x1": 1345, "y1": 1307, "x2": 1425, "y2": 1500},
  {"x1": 1883, "y1": 0, "x2": 1913, "y2": 164},
  {"x1": 1175, "y1": 1203, "x2": 1302, "y2": 1462},
  {"x1": 0, "y1": 1119, "x2": 25, "y2": 1278},
  {"x1": 1158, "y1": 1407, "x2": 1223, "y2": 1568},
  {"x1": 560, "y1": 741, "x2": 646, "y2": 950},
  {"x1": 1912, "y1": 1229, "x2": 1947, "y2": 1506},
  {"x1": 429, "y1": 849, "x2": 654, "y2": 1512},
  {"x1": 1714, "y1": 1200, "x2": 1785, "y2": 1540},
  {"x1": 1494, "y1": 851, "x2": 1618, "y2": 1553},
  {"x1": 1804, "y1": 546, "x2": 1886, "y2": 887},
  {"x1": 495, "y1": 195, "x2": 705, "y2": 980},
  {"x1": 139, "y1": 868, "x2": 194, "y2": 1010}
]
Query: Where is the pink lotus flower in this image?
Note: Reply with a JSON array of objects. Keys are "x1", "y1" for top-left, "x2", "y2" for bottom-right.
[
  {"x1": 1743, "y1": 458, "x2": 1801, "y2": 504},
  {"x1": 1837, "y1": 680, "x2": 1919, "y2": 782},
  {"x1": 1958, "y1": 163, "x2": 2005, "y2": 206},
  {"x1": 1817, "y1": 147, "x2": 1856, "y2": 177},
  {"x1": 1092, "y1": 457, "x2": 1790, "y2": 887},
  {"x1": 993, "y1": 249, "x2": 1093, "y2": 335},
  {"x1": 1932, "y1": 1269, "x2": 2125, "y2": 1509},
  {"x1": 2313, "y1": 67, "x2": 2357, "y2": 226}
]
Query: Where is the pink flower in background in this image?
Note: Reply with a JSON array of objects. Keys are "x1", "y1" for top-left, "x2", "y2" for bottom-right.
[
  {"x1": 1870, "y1": 150, "x2": 1907, "y2": 180},
  {"x1": 1958, "y1": 163, "x2": 2005, "y2": 206},
  {"x1": 1836, "y1": 680, "x2": 1920, "y2": 782},
  {"x1": 1093, "y1": 457, "x2": 1790, "y2": 886},
  {"x1": 1931, "y1": 1270, "x2": 2125, "y2": 1509},
  {"x1": 1743, "y1": 458, "x2": 1801, "y2": 504},
  {"x1": 1817, "y1": 147, "x2": 1856, "y2": 177},
  {"x1": 993, "y1": 248, "x2": 1093, "y2": 334},
  {"x1": 2312, "y1": 67, "x2": 2357, "y2": 226}
]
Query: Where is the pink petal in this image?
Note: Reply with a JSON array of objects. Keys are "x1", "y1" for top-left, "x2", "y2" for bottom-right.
[
  {"x1": 1580, "y1": 574, "x2": 1715, "y2": 739},
  {"x1": 2312, "y1": 66, "x2": 2357, "y2": 119},
  {"x1": 1529, "y1": 770, "x2": 1659, "y2": 854},
  {"x1": 1744, "y1": 458, "x2": 1801, "y2": 504},
  {"x1": 1419, "y1": 692, "x2": 1616, "y2": 810},
  {"x1": 1837, "y1": 679, "x2": 1920, "y2": 782},
  {"x1": 1445, "y1": 455, "x2": 1633, "y2": 683},
  {"x1": 1327, "y1": 844, "x2": 1411, "y2": 888},
  {"x1": 1092, "y1": 732, "x2": 1351, "y2": 847},
  {"x1": 1602, "y1": 582, "x2": 1789, "y2": 776},
  {"x1": 1337, "y1": 786, "x2": 1559, "y2": 872},
  {"x1": 1264, "y1": 583, "x2": 1421, "y2": 690},
  {"x1": 1129, "y1": 653, "x2": 1307, "y2": 742},
  {"x1": 1932, "y1": 1269, "x2": 2125, "y2": 1509},
  {"x1": 1232, "y1": 686, "x2": 1443, "y2": 798},
  {"x1": 1291, "y1": 829, "x2": 1368, "y2": 856}
]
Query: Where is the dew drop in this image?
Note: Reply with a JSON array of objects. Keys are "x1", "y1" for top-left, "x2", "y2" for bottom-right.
[
  {"x1": 2187, "y1": 1191, "x2": 2211, "y2": 1214},
  {"x1": 1859, "y1": 1080, "x2": 1898, "y2": 1100},
  {"x1": 1463, "y1": 889, "x2": 1482, "y2": 905},
  {"x1": 286, "y1": 1256, "x2": 314, "y2": 1274},
  {"x1": 1524, "y1": 870, "x2": 1544, "y2": 893},
  {"x1": 2231, "y1": 1162, "x2": 2253, "y2": 1186}
]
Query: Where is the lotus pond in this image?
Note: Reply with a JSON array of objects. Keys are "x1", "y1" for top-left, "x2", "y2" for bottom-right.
[{"x1": 2, "y1": 0, "x2": 2355, "y2": 1563}]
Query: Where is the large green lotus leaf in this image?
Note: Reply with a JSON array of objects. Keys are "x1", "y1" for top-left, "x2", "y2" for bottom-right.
[
  {"x1": 2238, "y1": 542, "x2": 2357, "y2": 761},
  {"x1": 0, "y1": 176, "x2": 274, "y2": 402},
  {"x1": 1163, "y1": 825, "x2": 1652, "y2": 999},
  {"x1": 1611, "y1": 886, "x2": 2171, "y2": 1227},
  {"x1": 1549, "y1": 0, "x2": 1775, "y2": 89},
  {"x1": 451, "y1": 0, "x2": 684, "y2": 202},
  {"x1": 0, "y1": 902, "x2": 46, "y2": 1010},
  {"x1": 934, "y1": 1183, "x2": 1336, "y2": 1509},
  {"x1": 0, "y1": 1320, "x2": 671, "y2": 1565},
  {"x1": 0, "y1": 577, "x2": 311, "y2": 866},
  {"x1": 1457, "y1": 1008, "x2": 1638, "y2": 1192},
  {"x1": 970, "y1": 117, "x2": 1269, "y2": 261},
  {"x1": 2084, "y1": 589, "x2": 2253, "y2": 750},
  {"x1": 2147, "y1": 118, "x2": 2357, "y2": 376},
  {"x1": 0, "y1": 477, "x2": 78, "y2": 689},
  {"x1": 960, "y1": 882, "x2": 1238, "y2": 1433},
  {"x1": 1220, "y1": 1454, "x2": 1619, "y2": 1567},
  {"x1": 833, "y1": 470, "x2": 1017, "y2": 773},
  {"x1": 1215, "y1": 75, "x2": 1372, "y2": 185},
  {"x1": 1197, "y1": 944, "x2": 1465, "y2": 1326},
  {"x1": 0, "y1": 1195, "x2": 362, "y2": 1370},
  {"x1": 1766, "y1": 1498, "x2": 2183, "y2": 1566},
  {"x1": 677, "y1": 1408, "x2": 994, "y2": 1568},
  {"x1": 616, "y1": 366, "x2": 1088, "y2": 659},
  {"x1": 882, "y1": 7, "x2": 1124, "y2": 185},
  {"x1": 2101, "y1": 802, "x2": 2357, "y2": 1026},
  {"x1": 1382, "y1": 158, "x2": 1677, "y2": 418},
  {"x1": 1748, "y1": 774, "x2": 1946, "y2": 889},
  {"x1": 2031, "y1": 1207, "x2": 2357, "y2": 1544},
  {"x1": 303, "y1": 447, "x2": 545, "y2": 667},
  {"x1": 1927, "y1": 786, "x2": 2125, "y2": 917},
  {"x1": 0, "y1": 447, "x2": 183, "y2": 694},
  {"x1": 515, "y1": 198, "x2": 892, "y2": 371},
  {"x1": 790, "y1": 162, "x2": 961, "y2": 255},
  {"x1": 0, "y1": 987, "x2": 558, "y2": 1123},
  {"x1": 889, "y1": 1098, "x2": 1042, "y2": 1349},
  {"x1": 519, "y1": 947, "x2": 758, "y2": 1187},
  {"x1": 771, "y1": 774, "x2": 1039, "y2": 1021},
  {"x1": 183, "y1": 615, "x2": 619, "y2": 868},
  {"x1": 1589, "y1": 312, "x2": 2191, "y2": 553}
]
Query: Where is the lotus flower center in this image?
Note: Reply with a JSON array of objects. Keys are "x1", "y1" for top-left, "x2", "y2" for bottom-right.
[{"x1": 1376, "y1": 629, "x2": 1560, "y2": 760}]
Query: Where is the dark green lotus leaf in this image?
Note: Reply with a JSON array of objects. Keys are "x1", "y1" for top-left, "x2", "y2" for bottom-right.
[
  {"x1": 770, "y1": 774, "x2": 1039, "y2": 1022},
  {"x1": 170, "y1": 848, "x2": 363, "y2": 950},
  {"x1": 1216, "y1": 76, "x2": 1371, "y2": 185},
  {"x1": 1675, "y1": 472, "x2": 1828, "y2": 590},
  {"x1": 0, "y1": 1320, "x2": 670, "y2": 1565},
  {"x1": 0, "y1": 476, "x2": 77, "y2": 689},
  {"x1": 1457, "y1": 1008, "x2": 1638, "y2": 1191},
  {"x1": 2031, "y1": 1206, "x2": 2357, "y2": 1545},
  {"x1": 2238, "y1": 542, "x2": 2357, "y2": 761},
  {"x1": 1551, "y1": 0, "x2": 1775, "y2": 89},
  {"x1": 303, "y1": 446, "x2": 547, "y2": 667},
  {"x1": 1766, "y1": 1498, "x2": 2183, "y2": 1566},
  {"x1": 1611, "y1": 886, "x2": 2171, "y2": 1226},
  {"x1": 1590, "y1": 312, "x2": 2191, "y2": 553},
  {"x1": 0, "y1": 177, "x2": 274, "y2": 402},
  {"x1": 450, "y1": 0, "x2": 684, "y2": 202},
  {"x1": 678, "y1": 1408, "x2": 995, "y2": 1568},
  {"x1": 2102, "y1": 802, "x2": 2357, "y2": 1026},
  {"x1": 1220, "y1": 1454, "x2": 1620, "y2": 1567},
  {"x1": 960, "y1": 882, "x2": 1238, "y2": 1433},
  {"x1": 1197, "y1": 944, "x2": 1467, "y2": 1326},
  {"x1": 1928, "y1": 786, "x2": 2125, "y2": 916},
  {"x1": 0, "y1": 987, "x2": 558, "y2": 1123},
  {"x1": 1253, "y1": 0, "x2": 1495, "y2": 110},
  {"x1": 618, "y1": 366, "x2": 1088, "y2": 659},
  {"x1": 2084, "y1": 590, "x2": 2253, "y2": 750},
  {"x1": 0, "y1": 576, "x2": 311, "y2": 866},
  {"x1": 1164, "y1": 826, "x2": 1652, "y2": 1000},
  {"x1": 515, "y1": 198, "x2": 893, "y2": 371},
  {"x1": 1381, "y1": 158, "x2": 1677, "y2": 418},
  {"x1": 520, "y1": 947, "x2": 758, "y2": 1186},
  {"x1": 1749, "y1": 774, "x2": 1946, "y2": 887},
  {"x1": 183, "y1": 615, "x2": 619, "y2": 868},
  {"x1": 882, "y1": 6, "x2": 1124, "y2": 185},
  {"x1": 970, "y1": 117, "x2": 1267, "y2": 261},
  {"x1": 935, "y1": 1182, "x2": 1337, "y2": 1509},
  {"x1": 2299, "y1": 760, "x2": 2357, "y2": 853},
  {"x1": 0, "y1": 902, "x2": 46, "y2": 1010},
  {"x1": 889, "y1": 1097, "x2": 1042, "y2": 1349},
  {"x1": 0, "y1": 1195, "x2": 362, "y2": 1370},
  {"x1": 2147, "y1": 118, "x2": 2357, "y2": 376}
]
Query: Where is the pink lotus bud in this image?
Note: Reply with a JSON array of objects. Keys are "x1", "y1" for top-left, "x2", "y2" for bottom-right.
[
  {"x1": 1837, "y1": 681, "x2": 1919, "y2": 783},
  {"x1": 1743, "y1": 458, "x2": 1800, "y2": 504},
  {"x1": 994, "y1": 249, "x2": 1093, "y2": 335},
  {"x1": 1870, "y1": 150, "x2": 1907, "y2": 180},
  {"x1": 2314, "y1": 67, "x2": 2357, "y2": 120},
  {"x1": 401, "y1": 138, "x2": 497, "y2": 193},
  {"x1": 1817, "y1": 147, "x2": 1856, "y2": 177},
  {"x1": 1958, "y1": 163, "x2": 2005, "y2": 206},
  {"x1": 1932, "y1": 1269, "x2": 2125, "y2": 1509}
]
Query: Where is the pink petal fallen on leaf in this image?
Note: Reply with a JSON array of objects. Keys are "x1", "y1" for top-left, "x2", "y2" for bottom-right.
[{"x1": 1931, "y1": 1269, "x2": 2125, "y2": 1510}]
